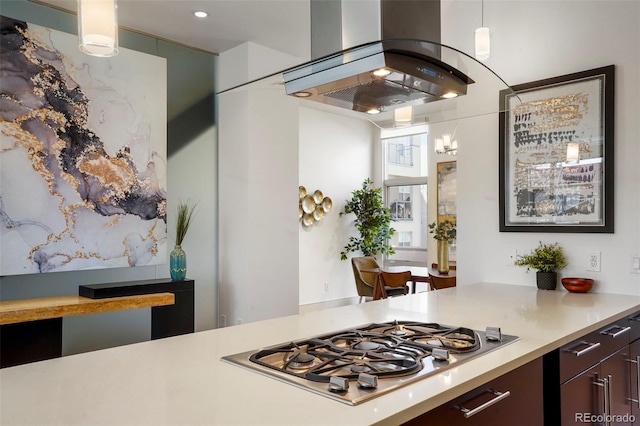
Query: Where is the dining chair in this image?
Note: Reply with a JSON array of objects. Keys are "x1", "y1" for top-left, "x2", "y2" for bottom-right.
[
  {"x1": 351, "y1": 257, "x2": 406, "y2": 303},
  {"x1": 379, "y1": 270, "x2": 411, "y2": 299}
]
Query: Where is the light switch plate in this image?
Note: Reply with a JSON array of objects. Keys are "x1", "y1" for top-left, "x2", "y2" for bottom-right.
[{"x1": 632, "y1": 256, "x2": 640, "y2": 274}]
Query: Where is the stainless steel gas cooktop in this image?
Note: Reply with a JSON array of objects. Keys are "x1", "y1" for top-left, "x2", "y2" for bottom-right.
[{"x1": 221, "y1": 320, "x2": 519, "y2": 405}]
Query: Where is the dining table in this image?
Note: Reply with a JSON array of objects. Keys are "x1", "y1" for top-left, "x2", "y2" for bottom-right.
[{"x1": 427, "y1": 267, "x2": 457, "y2": 290}]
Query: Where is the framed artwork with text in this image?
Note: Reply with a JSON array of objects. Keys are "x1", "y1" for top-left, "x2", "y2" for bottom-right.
[{"x1": 499, "y1": 65, "x2": 614, "y2": 233}]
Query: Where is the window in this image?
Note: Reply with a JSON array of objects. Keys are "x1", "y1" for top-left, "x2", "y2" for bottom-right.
[
  {"x1": 398, "y1": 231, "x2": 412, "y2": 247},
  {"x1": 387, "y1": 138, "x2": 414, "y2": 166},
  {"x1": 388, "y1": 186, "x2": 412, "y2": 221},
  {"x1": 382, "y1": 127, "x2": 428, "y2": 267}
]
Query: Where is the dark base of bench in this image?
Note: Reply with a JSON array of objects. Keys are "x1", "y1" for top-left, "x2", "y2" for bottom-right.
[{"x1": 1, "y1": 318, "x2": 62, "y2": 368}]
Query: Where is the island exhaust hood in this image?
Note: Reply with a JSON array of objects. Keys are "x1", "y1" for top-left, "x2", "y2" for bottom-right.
[{"x1": 283, "y1": 0, "x2": 475, "y2": 115}]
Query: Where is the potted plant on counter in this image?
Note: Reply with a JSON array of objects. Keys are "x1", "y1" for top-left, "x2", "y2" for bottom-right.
[
  {"x1": 428, "y1": 219, "x2": 456, "y2": 274},
  {"x1": 514, "y1": 241, "x2": 567, "y2": 290},
  {"x1": 339, "y1": 178, "x2": 395, "y2": 260}
]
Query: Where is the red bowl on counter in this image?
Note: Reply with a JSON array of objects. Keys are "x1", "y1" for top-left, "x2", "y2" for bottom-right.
[{"x1": 561, "y1": 278, "x2": 594, "y2": 293}]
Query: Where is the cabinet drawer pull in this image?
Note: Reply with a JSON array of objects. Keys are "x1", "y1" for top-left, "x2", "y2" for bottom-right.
[
  {"x1": 568, "y1": 341, "x2": 601, "y2": 356},
  {"x1": 632, "y1": 355, "x2": 640, "y2": 409},
  {"x1": 594, "y1": 375, "x2": 613, "y2": 426},
  {"x1": 455, "y1": 389, "x2": 511, "y2": 419},
  {"x1": 637, "y1": 356, "x2": 640, "y2": 409},
  {"x1": 600, "y1": 325, "x2": 631, "y2": 338},
  {"x1": 630, "y1": 315, "x2": 640, "y2": 322}
]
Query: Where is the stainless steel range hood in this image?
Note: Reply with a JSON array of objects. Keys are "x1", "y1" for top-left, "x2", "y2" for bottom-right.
[
  {"x1": 283, "y1": 39, "x2": 474, "y2": 114},
  {"x1": 283, "y1": 0, "x2": 474, "y2": 114},
  {"x1": 216, "y1": 0, "x2": 517, "y2": 128}
]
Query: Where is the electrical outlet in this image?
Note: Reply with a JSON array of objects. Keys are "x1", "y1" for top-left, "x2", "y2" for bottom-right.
[
  {"x1": 324, "y1": 282, "x2": 329, "y2": 292},
  {"x1": 237, "y1": 318, "x2": 243, "y2": 325},
  {"x1": 632, "y1": 255, "x2": 640, "y2": 274},
  {"x1": 220, "y1": 314, "x2": 226, "y2": 327},
  {"x1": 587, "y1": 252, "x2": 601, "y2": 272},
  {"x1": 507, "y1": 249, "x2": 519, "y2": 266}
]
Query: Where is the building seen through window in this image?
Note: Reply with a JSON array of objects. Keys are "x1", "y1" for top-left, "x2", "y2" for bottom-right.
[{"x1": 383, "y1": 129, "x2": 428, "y2": 267}]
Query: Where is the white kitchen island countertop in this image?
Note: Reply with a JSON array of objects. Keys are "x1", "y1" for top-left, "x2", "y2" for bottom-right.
[{"x1": 2, "y1": 283, "x2": 640, "y2": 426}]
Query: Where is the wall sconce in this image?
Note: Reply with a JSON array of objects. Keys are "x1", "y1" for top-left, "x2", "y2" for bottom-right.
[
  {"x1": 475, "y1": 0, "x2": 490, "y2": 61},
  {"x1": 394, "y1": 106, "x2": 413, "y2": 126},
  {"x1": 435, "y1": 126, "x2": 458, "y2": 156},
  {"x1": 78, "y1": 0, "x2": 119, "y2": 57},
  {"x1": 566, "y1": 142, "x2": 580, "y2": 163},
  {"x1": 299, "y1": 186, "x2": 332, "y2": 227}
]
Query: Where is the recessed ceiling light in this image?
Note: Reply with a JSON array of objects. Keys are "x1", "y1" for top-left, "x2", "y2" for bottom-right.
[
  {"x1": 372, "y1": 68, "x2": 391, "y2": 77},
  {"x1": 293, "y1": 91, "x2": 312, "y2": 98},
  {"x1": 194, "y1": 11, "x2": 208, "y2": 18}
]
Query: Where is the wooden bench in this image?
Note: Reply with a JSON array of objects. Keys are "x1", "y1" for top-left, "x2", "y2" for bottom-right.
[{"x1": 0, "y1": 292, "x2": 175, "y2": 368}]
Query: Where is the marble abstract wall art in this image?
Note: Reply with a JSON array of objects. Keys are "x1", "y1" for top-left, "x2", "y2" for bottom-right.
[{"x1": 0, "y1": 16, "x2": 167, "y2": 275}]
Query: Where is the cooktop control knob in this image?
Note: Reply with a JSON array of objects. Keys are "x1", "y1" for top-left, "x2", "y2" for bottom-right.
[
  {"x1": 357, "y1": 373, "x2": 378, "y2": 389},
  {"x1": 486, "y1": 327, "x2": 502, "y2": 342},
  {"x1": 328, "y1": 376, "x2": 350, "y2": 393},
  {"x1": 432, "y1": 348, "x2": 449, "y2": 361}
]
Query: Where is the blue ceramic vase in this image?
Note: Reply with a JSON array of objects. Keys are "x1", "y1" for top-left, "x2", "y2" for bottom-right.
[{"x1": 170, "y1": 245, "x2": 187, "y2": 281}]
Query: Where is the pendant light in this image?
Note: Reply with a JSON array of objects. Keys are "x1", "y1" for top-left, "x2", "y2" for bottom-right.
[
  {"x1": 475, "y1": 0, "x2": 490, "y2": 61},
  {"x1": 394, "y1": 106, "x2": 413, "y2": 126},
  {"x1": 78, "y1": 0, "x2": 119, "y2": 57}
]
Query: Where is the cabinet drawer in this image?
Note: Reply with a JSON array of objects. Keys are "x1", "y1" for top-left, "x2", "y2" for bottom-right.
[
  {"x1": 560, "y1": 318, "x2": 630, "y2": 384},
  {"x1": 404, "y1": 358, "x2": 543, "y2": 426}
]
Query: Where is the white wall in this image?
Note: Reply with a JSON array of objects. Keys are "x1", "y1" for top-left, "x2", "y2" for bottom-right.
[
  {"x1": 441, "y1": 0, "x2": 640, "y2": 293},
  {"x1": 298, "y1": 107, "x2": 376, "y2": 306},
  {"x1": 167, "y1": 126, "x2": 217, "y2": 330},
  {"x1": 218, "y1": 43, "x2": 301, "y2": 326}
]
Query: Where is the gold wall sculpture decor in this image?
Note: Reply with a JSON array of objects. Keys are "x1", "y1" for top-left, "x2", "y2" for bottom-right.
[{"x1": 299, "y1": 186, "x2": 332, "y2": 227}]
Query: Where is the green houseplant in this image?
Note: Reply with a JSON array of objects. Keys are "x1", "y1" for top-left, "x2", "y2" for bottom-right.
[
  {"x1": 339, "y1": 178, "x2": 395, "y2": 260},
  {"x1": 170, "y1": 200, "x2": 197, "y2": 281},
  {"x1": 514, "y1": 241, "x2": 567, "y2": 290},
  {"x1": 428, "y1": 220, "x2": 456, "y2": 273}
]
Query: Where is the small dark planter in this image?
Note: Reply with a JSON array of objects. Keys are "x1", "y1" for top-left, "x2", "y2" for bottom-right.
[{"x1": 536, "y1": 271, "x2": 557, "y2": 290}]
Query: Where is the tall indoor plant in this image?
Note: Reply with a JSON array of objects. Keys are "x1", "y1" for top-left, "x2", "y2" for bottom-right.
[
  {"x1": 428, "y1": 219, "x2": 456, "y2": 274},
  {"x1": 339, "y1": 178, "x2": 395, "y2": 260},
  {"x1": 514, "y1": 241, "x2": 567, "y2": 290},
  {"x1": 170, "y1": 200, "x2": 197, "y2": 281}
]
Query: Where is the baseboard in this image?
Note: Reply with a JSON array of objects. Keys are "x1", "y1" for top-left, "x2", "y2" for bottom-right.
[{"x1": 299, "y1": 297, "x2": 360, "y2": 314}]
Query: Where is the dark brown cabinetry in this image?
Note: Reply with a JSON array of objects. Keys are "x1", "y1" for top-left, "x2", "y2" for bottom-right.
[
  {"x1": 628, "y1": 314, "x2": 640, "y2": 425},
  {"x1": 403, "y1": 358, "x2": 543, "y2": 426},
  {"x1": 545, "y1": 317, "x2": 634, "y2": 425}
]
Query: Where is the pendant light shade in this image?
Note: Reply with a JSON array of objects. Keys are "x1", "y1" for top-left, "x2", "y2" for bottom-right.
[
  {"x1": 394, "y1": 106, "x2": 413, "y2": 124},
  {"x1": 78, "y1": 0, "x2": 119, "y2": 57},
  {"x1": 475, "y1": 27, "x2": 490, "y2": 61}
]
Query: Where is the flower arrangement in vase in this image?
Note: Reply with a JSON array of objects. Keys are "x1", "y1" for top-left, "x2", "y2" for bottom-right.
[
  {"x1": 428, "y1": 219, "x2": 456, "y2": 274},
  {"x1": 170, "y1": 200, "x2": 197, "y2": 281}
]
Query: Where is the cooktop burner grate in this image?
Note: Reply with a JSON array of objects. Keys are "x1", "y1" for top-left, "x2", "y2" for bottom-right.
[{"x1": 221, "y1": 320, "x2": 519, "y2": 405}]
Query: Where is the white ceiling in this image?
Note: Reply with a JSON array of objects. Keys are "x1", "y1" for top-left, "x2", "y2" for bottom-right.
[{"x1": 36, "y1": 0, "x2": 312, "y2": 57}]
